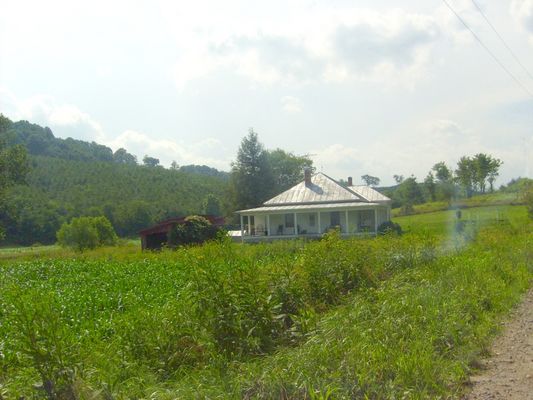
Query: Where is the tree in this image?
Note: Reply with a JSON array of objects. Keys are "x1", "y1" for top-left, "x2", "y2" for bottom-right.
[
  {"x1": 361, "y1": 174, "x2": 380, "y2": 187},
  {"x1": 393, "y1": 175, "x2": 404, "y2": 184},
  {"x1": 113, "y1": 148, "x2": 137, "y2": 165},
  {"x1": 143, "y1": 155, "x2": 160, "y2": 167},
  {"x1": 486, "y1": 156, "x2": 503, "y2": 193},
  {"x1": 0, "y1": 115, "x2": 29, "y2": 240},
  {"x1": 424, "y1": 172, "x2": 436, "y2": 202},
  {"x1": 230, "y1": 129, "x2": 274, "y2": 210},
  {"x1": 455, "y1": 156, "x2": 476, "y2": 198},
  {"x1": 267, "y1": 148, "x2": 314, "y2": 193},
  {"x1": 203, "y1": 194, "x2": 221, "y2": 216},
  {"x1": 170, "y1": 161, "x2": 179, "y2": 170},
  {"x1": 56, "y1": 216, "x2": 117, "y2": 251},
  {"x1": 114, "y1": 200, "x2": 153, "y2": 237},
  {"x1": 431, "y1": 162, "x2": 452, "y2": 183},
  {"x1": 396, "y1": 176, "x2": 425, "y2": 214}
]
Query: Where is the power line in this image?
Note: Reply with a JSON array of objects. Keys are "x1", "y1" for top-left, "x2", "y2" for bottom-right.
[
  {"x1": 441, "y1": 0, "x2": 533, "y2": 98},
  {"x1": 470, "y1": 0, "x2": 533, "y2": 83}
]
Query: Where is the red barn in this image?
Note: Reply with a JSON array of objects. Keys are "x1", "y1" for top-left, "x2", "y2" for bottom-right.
[{"x1": 139, "y1": 215, "x2": 225, "y2": 250}]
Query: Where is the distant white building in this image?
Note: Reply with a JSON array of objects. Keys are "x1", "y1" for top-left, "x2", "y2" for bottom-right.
[{"x1": 236, "y1": 170, "x2": 392, "y2": 242}]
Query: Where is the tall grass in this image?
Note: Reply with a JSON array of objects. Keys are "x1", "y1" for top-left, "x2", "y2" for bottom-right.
[{"x1": 0, "y1": 209, "x2": 531, "y2": 399}]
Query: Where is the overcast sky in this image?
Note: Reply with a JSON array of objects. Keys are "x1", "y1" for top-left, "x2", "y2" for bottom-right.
[{"x1": 1, "y1": 0, "x2": 533, "y2": 185}]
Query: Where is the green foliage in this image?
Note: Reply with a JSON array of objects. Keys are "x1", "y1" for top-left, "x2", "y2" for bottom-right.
[
  {"x1": 230, "y1": 128, "x2": 274, "y2": 210},
  {"x1": 377, "y1": 221, "x2": 403, "y2": 235},
  {"x1": 267, "y1": 148, "x2": 314, "y2": 192},
  {"x1": 396, "y1": 176, "x2": 425, "y2": 214},
  {"x1": 455, "y1": 156, "x2": 477, "y2": 197},
  {"x1": 424, "y1": 172, "x2": 436, "y2": 201},
  {"x1": 6, "y1": 117, "x2": 118, "y2": 162},
  {"x1": 0, "y1": 207, "x2": 530, "y2": 398},
  {"x1": 57, "y1": 216, "x2": 117, "y2": 251},
  {"x1": 167, "y1": 215, "x2": 218, "y2": 247},
  {"x1": 432, "y1": 161, "x2": 452, "y2": 183},
  {"x1": 142, "y1": 155, "x2": 160, "y2": 167},
  {"x1": 501, "y1": 177, "x2": 533, "y2": 193},
  {"x1": 361, "y1": 174, "x2": 380, "y2": 186},
  {"x1": 0, "y1": 115, "x2": 30, "y2": 242},
  {"x1": 179, "y1": 164, "x2": 230, "y2": 180},
  {"x1": 113, "y1": 147, "x2": 137, "y2": 165},
  {"x1": 0, "y1": 155, "x2": 227, "y2": 243},
  {"x1": 521, "y1": 183, "x2": 533, "y2": 219},
  {"x1": 202, "y1": 194, "x2": 222, "y2": 216},
  {"x1": 455, "y1": 154, "x2": 503, "y2": 197}
]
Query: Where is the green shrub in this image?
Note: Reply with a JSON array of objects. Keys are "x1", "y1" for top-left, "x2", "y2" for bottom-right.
[
  {"x1": 167, "y1": 215, "x2": 219, "y2": 247},
  {"x1": 377, "y1": 221, "x2": 402, "y2": 235},
  {"x1": 57, "y1": 216, "x2": 117, "y2": 251}
]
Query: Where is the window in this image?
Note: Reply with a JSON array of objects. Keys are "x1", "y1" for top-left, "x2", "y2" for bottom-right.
[
  {"x1": 309, "y1": 214, "x2": 316, "y2": 227},
  {"x1": 285, "y1": 213, "x2": 294, "y2": 228},
  {"x1": 330, "y1": 211, "x2": 340, "y2": 226}
]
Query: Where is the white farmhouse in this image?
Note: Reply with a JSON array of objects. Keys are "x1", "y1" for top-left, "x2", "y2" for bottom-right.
[{"x1": 236, "y1": 169, "x2": 392, "y2": 242}]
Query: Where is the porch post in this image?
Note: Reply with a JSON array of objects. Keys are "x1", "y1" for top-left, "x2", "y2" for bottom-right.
[
  {"x1": 266, "y1": 214, "x2": 270, "y2": 236},
  {"x1": 294, "y1": 213, "x2": 298, "y2": 236},
  {"x1": 345, "y1": 210, "x2": 349, "y2": 235},
  {"x1": 240, "y1": 214, "x2": 244, "y2": 242},
  {"x1": 317, "y1": 211, "x2": 321, "y2": 234},
  {"x1": 374, "y1": 208, "x2": 378, "y2": 234}
]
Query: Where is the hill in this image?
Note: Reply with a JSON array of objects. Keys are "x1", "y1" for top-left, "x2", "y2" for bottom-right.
[{"x1": 0, "y1": 116, "x2": 230, "y2": 245}]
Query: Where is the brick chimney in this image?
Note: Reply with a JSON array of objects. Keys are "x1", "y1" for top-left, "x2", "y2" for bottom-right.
[
  {"x1": 304, "y1": 167, "x2": 312, "y2": 186},
  {"x1": 347, "y1": 176, "x2": 353, "y2": 186}
]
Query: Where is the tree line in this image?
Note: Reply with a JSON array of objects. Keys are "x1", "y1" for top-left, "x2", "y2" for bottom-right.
[
  {"x1": 380, "y1": 154, "x2": 503, "y2": 213},
  {"x1": 0, "y1": 114, "x2": 513, "y2": 246}
]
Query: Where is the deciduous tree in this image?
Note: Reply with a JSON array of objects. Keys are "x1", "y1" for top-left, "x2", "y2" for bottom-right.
[
  {"x1": 361, "y1": 174, "x2": 380, "y2": 187},
  {"x1": 0, "y1": 115, "x2": 29, "y2": 239},
  {"x1": 267, "y1": 148, "x2": 314, "y2": 192}
]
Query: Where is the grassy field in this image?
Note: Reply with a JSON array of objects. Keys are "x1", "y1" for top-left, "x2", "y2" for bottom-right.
[
  {"x1": 391, "y1": 191, "x2": 522, "y2": 217},
  {"x1": 0, "y1": 205, "x2": 531, "y2": 399}
]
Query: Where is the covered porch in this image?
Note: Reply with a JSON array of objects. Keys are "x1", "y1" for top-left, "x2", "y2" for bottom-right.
[{"x1": 239, "y1": 205, "x2": 391, "y2": 242}]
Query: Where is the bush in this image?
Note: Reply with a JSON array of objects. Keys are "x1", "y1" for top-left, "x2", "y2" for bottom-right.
[
  {"x1": 377, "y1": 221, "x2": 403, "y2": 235},
  {"x1": 57, "y1": 216, "x2": 117, "y2": 251},
  {"x1": 167, "y1": 215, "x2": 219, "y2": 247}
]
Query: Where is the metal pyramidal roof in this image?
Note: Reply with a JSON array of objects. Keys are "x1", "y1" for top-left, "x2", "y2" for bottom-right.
[
  {"x1": 264, "y1": 172, "x2": 388, "y2": 206},
  {"x1": 348, "y1": 185, "x2": 391, "y2": 203}
]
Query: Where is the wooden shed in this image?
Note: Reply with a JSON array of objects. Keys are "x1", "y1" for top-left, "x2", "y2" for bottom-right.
[{"x1": 139, "y1": 215, "x2": 225, "y2": 250}]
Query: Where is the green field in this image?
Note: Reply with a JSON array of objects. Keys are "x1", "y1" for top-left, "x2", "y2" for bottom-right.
[
  {"x1": 391, "y1": 191, "x2": 522, "y2": 218},
  {"x1": 0, "y1": 205, "x2": 531, "y2": 399}
]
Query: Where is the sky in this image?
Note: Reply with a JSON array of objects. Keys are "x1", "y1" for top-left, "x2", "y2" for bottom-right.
[{"x1": 1, "y1": 0, "x2": 533, "y2": 186}]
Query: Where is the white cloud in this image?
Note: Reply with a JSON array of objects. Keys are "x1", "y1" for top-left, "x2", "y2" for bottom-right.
[
  {"x1": 511, "y1": 0, "x2": 533, "y2": 39},
  {"x1": 309, "y1": 119, "x2": 522, "y2": 186},
  {"x1": 106, "y1": 130, "x2": 230, "y2": 170},
  {"x1": 0, "y1": 89, "x2": 105, "y2": 142},
  {"x1": 165, "y1": 5, "x2": 442, "y2": 89},
  {"x1": 1, "y1": 89, "x2": 232, "y2": 170},
  {"x1": 281, "y1": 96, "x2": 303, "y2": 113}
]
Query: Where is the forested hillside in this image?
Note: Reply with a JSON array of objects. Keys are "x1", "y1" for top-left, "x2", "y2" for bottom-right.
[
  {"x1": 0, "y1": 116, "x2": 230, "y2": 245},
  {"x1": 1, "y1": 157, "x2": 228, "y2": 244}
]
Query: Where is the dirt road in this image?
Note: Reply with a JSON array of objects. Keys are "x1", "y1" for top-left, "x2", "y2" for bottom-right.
[{"x1": 465, "y1": 288, "x2": 533, "y2": 400}]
